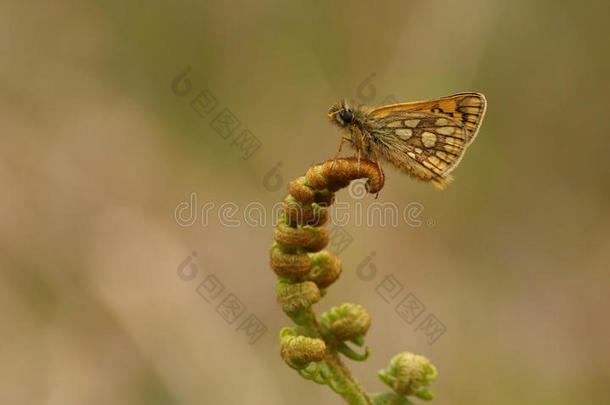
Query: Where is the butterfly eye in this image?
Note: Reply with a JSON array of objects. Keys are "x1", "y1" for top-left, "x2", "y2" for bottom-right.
[{"x1": 340, "y1": 109, "x2": 353, "y2": 123}]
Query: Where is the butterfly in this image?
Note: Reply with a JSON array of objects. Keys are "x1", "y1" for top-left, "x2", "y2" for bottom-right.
[{"x1": 327, "y1": 92, "x2": 486, "y2": 189}]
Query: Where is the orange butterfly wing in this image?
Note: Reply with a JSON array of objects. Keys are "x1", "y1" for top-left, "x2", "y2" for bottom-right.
[{"x1": 369, "y1": 92, "x2": 486, "y2": 144}]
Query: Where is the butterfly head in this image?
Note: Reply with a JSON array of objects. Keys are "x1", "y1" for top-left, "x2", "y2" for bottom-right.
[{"x1": 327, "y1": 101, "x2": 354, "y2": 128}]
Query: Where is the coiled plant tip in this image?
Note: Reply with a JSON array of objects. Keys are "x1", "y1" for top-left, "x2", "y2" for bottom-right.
[{"x1": 270, "y1": 158, "x2": 437, "y2": 404}]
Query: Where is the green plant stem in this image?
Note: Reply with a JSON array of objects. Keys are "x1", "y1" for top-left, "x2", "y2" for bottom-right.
[
  {"x1": 387, "y1": 394, "x2": 404, "y2": 405},
  {"x1": 324, "y1": 350, "x2": 372, "y2": 405},
  {"x1": 309, "y1": 311, "x2": 372, "y2": 404}
]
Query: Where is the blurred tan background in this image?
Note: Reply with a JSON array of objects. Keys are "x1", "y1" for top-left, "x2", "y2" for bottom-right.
[{"x1": 2, "y1": 0, "x2": 609, "y2": 404}]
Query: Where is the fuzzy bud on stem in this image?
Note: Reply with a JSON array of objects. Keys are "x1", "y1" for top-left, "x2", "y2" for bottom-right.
[
  {"x1": 378, "y1": 353, "x2": 437, "y2": 399},
  {"x1": 322, "y1": 303, "x2": 371, "y2": 341}
]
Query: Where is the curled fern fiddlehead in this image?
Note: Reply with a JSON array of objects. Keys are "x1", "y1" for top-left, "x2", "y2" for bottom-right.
[{"x1": 270, "y1": 158, "x2": 436, "y2": 405}]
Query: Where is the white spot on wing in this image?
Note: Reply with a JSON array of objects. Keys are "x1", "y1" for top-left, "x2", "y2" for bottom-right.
[
  {"x1": 422, "y1": 132, "x2": 437, "y2": 148},
  {"x1": 437, "y1": 126, "x2": 455, "y2": 135},
  {"x1": 395, "y1": 128, "x2": 413, "y2": 139}
]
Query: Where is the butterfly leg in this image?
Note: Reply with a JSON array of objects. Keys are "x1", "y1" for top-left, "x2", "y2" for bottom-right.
[
  {"x1": 333, "y1": 136, "x2": 351, "y2": 159},
  {"x1": 331, "y1": 136, "x2": 352, "y2": 170}
]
